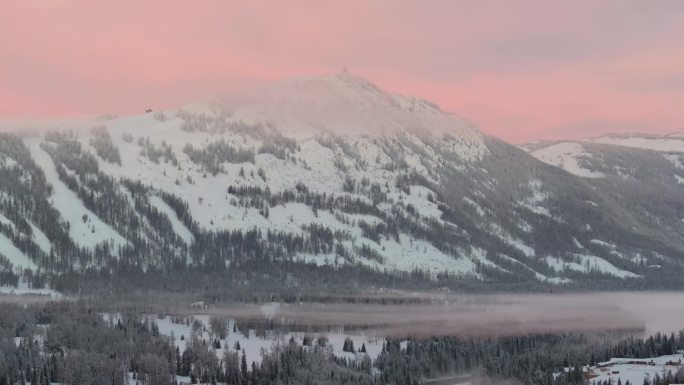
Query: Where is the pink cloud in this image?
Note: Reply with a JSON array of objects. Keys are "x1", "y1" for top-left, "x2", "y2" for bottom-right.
[{"x1": 1, "y1": 1, "x2": 683, "y2": 142}]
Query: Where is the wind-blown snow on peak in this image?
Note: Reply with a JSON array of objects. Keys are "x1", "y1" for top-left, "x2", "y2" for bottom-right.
[{"x1": 206, "y1": 72, "x2": 483, "y2": 141}]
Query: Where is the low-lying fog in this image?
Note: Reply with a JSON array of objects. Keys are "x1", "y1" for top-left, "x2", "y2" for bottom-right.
[
  {"x1": 192, "y1": 292, "x2": 684, "y2": 338},
  {"x1": 4, "y1": 291, "x2": 683, "y2": 338}
]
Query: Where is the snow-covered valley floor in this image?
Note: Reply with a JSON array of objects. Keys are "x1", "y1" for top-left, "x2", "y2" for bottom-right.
[
  {"x1": 561, "y1": 354, "x2": 684, "y2": 385},
  {"x1": 102, "y1": 311, "x2": 387, "y2": 370}
]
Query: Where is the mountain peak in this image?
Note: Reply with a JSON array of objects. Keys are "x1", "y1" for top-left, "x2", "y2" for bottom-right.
[
  {"x1": 212, "y1": 72, "x2": 478, "y2": 138},
  {"x1": 281, "y1": 71, "x2": 384, "y2": 93}
]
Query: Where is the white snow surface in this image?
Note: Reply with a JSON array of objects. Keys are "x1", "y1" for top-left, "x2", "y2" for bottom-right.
[
  {"x1": 545, "y1": 254, "x2": 640, "y2": 279},
  {"x1": 530, "y1": 142, "x2": 605, "y2": 178},
  {"x1": 489, "y1": 224, "x2": 535, "y2": 257},
  {"x1": 584, "y1": 354, "x2": 684, "y2": 385},
  {"x1": 155, "y1": 315, "x2": 384, "y2": 367},
  {"x1": 517, "y1": 179, "x2": 554, "y2": 218},
  {"x1": 0, "y1": 280, "x2": 61, "y2": 297},
  {"x1": 27, "y1": 139, "x2": 128, "y2": 252},
  {"x1": 0, "y1": 232, "x2": 36, "y2": 270},
  {"x1": 529, "y1": 134, "x2": 684, "y2": 183},
  {"x1": 29, "y1": 222, "x2": 51, "y2": 254},
  {"x1": 149, "y1": 195, "x2": 194, "y2": 244},
  {"x1": 217, "y1": 73, "x2": 487, "y2": 159},
  {"x1": 496, "y1": 254, "x2": 569, "y2": 284},
  {"x1": 0, "y1": 212, "x2": 16, "y2": 231},
  {"x1": 365, "y1": 234, "x2": 479, "y2": 277}
]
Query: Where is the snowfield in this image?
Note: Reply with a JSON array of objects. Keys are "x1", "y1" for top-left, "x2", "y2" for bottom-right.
[
  {"x1": 545, "y1": 254, "x2": 640, "y2": 279},
  {"x1": 0, "y1": 231, "x2": 36, "y2": 270},
  {"x1": 27, "y1": 139, "x2": 128, "y2": 252},
  {"x1": 563, "y1": 353, "x2": 684, "y2": 385},
  {"x1": 531, "y1": 142, "x2": 605, "y2": 178},
  {"x1": 154, "y1": 314, "x2": 384, "y2": 367},
  {"x1": 149, "y1": 195, "x2": 194, "y2": 244},
  {"x1": 0, "y1": 279, "x2": 61, "y2": 297}
]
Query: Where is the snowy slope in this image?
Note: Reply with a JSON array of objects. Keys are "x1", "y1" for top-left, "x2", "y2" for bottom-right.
[
  {"x1": 527, "y1": 133, "x2": 684, "y2": 177},
  {"x1": 524, "y1": 134, "x2": 684, "y2": 280},
  {"x1": 545, "y1": 255, "x2": 640, "y2": 278},
  {"x1": 0, "y1": 232, "x2": 36, "y2": 270},
  {"x1": 530, "y1": 142, "x2": 605, "y2": 178},
  {"x1": 149, "y1": 195, "x2": 194, "y2": 244},
  {"x1": 28, "y1": 222, "x2": 51, "y2": 254},
  {"x1": 27, "y1": 139, "x2": 128, "y2": 251}
]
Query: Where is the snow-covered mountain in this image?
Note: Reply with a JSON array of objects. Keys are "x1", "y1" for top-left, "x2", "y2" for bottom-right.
[
  {"x1": 524, "y1": 133, "x2": 684, "y2": 178},
  {"x1": 1, "y1": 74, "x2": 682, "y2": 292},
  {"x1": 524, "y1": 133, "x2": 684, "y2": 279}
]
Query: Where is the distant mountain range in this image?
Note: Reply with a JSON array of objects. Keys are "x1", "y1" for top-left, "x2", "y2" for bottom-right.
[{"x1": 1, "y1": 73, "x2": 683, "y2": 294}]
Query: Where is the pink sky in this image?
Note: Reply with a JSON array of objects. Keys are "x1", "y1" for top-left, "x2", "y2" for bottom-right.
[{"x1": 2, "y1": 1, "x2": 683, "y2": 142}]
